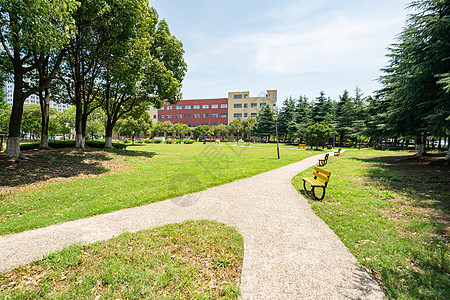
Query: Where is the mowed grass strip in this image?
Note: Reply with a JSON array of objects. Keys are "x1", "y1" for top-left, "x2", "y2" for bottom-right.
[
  {"x1": 0, "y1": 220, "x2": 244, "y2": 299},
  {"x1": 1, "y1": 143, "x2": 317, "y2": 234},
  {"x1": 292, "y1": 149, "x2": 449, "y2": 299}
]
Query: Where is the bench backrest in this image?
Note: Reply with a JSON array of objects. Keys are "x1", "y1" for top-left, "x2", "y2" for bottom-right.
[{"x1": 313, "y1": 167, "x2": 331, "y2": 185}]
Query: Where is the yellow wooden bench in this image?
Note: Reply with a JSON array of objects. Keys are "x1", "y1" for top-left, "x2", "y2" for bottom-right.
[
  {"x1": 334, "y1": 148, "x2": 341, "y2": 156},
  {"x1": 318, "y1": 153, "x2": 329, "y2": 166},
  {"x1": 302, "y1": 167, "x2": 331, "y2": 200},
  {"x1": 298, "y1": 143, "x2": 306, "y2": 148}
]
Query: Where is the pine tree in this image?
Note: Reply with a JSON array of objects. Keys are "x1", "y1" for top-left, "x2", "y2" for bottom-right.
[{"x1": 253, "y1": 105, "x2": 275, "y2": 141}]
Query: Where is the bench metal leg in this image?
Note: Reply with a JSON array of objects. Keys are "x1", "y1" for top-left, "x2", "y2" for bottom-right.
[
  {"x1": 312, "y1": 187, "x2": 326, "y2": 200},
  {"x1": 303, "y1": 180, "x2": 313, "y2": 192}
]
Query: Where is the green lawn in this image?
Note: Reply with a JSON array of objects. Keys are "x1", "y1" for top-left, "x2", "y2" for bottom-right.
[
  {"x1": 0, "y1": 220, "x2": 244, "y2": 299},
  {"x1": 0, "y1": 143, "x2": 318, "y2": 235},
  {"x1": 292, "y1": 149, "x2": 449, "y2": 299}
]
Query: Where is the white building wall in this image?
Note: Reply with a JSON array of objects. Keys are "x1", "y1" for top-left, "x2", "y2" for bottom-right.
[{"x1": 2, "y1": 81, "x2": 72, "y2": 112}]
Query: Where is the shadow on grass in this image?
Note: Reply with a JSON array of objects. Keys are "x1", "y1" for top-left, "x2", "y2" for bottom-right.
[
  {"x1": 0, "y1": 147, "x2": 159, "y2": 189},
  {"x1": 0, "y1": 149, "x2": 115, "y2": 188},
  {"x1": 111, "y1": 148, "x2": 157, "y2": 159}
]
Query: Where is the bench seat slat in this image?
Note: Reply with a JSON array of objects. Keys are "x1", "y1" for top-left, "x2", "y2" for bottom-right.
[{"x1": 302, "y1": 177, "x2": 325, "y2": 187}]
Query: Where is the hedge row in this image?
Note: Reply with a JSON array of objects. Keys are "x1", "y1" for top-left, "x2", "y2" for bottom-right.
[{"x1": 19, "y1": 140, "x2": 127, "y2": 150}]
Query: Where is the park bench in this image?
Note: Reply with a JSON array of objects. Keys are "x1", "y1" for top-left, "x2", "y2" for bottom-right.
[
  {"x1": 298, "y1": 143, "x2": 306, "y2": 148},
  {"x1": 302, "y1": 167, "x2": 332, "y2": 200},
  {"x1": 334, "y1": 148, "x2": 341, "y2": 156},
  {"x1": 318, "y1": 153, "x2": 329, "y2": 166}
]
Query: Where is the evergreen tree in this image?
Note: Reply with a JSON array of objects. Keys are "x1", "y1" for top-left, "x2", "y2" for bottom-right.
[
  {"x1": 379, "y1": 0, "x2": 450, "y2": 157},
  {"x1": 336, "y1": 90, "x2": 356, "y2": 146},
  {"x1": 253, "y1": 105, "x2": 275, "y2": 141}
]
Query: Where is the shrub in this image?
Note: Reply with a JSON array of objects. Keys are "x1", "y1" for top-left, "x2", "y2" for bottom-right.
[
  {"x1": 123, "y1": 139, "x2": 131, "y2": 144},
  {"x1": 215, "y1": 140, "x2": 220, "y2": 144},
  {"x1": 184, "y1": 139, "x2": 195, "y2": 144},
  {"x1": 165, "y1": 139, "x2": 175, "y2": 144},
  {"x1": 20, "y1": 142, "x2": 40, "y2": 150},
  {"x1": 137, "y1": 139, "x2": 145, "y2": 144},
  {"x1": 175, "y1": 139, "x2": 182, "y2": 144},
  {"x1": 145, "y1": 139, "x2": 153, "y2": 143}
]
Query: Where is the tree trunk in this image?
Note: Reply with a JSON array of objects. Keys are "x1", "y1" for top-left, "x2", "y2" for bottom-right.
[
  {"x1": 39, "y1": 89, "x2": 50, "y2": 149},
  {"x1": 445, "y1": 147, "x2": 450, "y2": 161},
  {"x1": 416, "y1": 134, "x2": 425, "y2": 157},
  {"x1": 105, "y1": 136, "x2": 113, "y2": 148},
  {"x1": 104, "y1": 124, "x2": 114, "y2": 148},
  {"x1": 6, "y1": 80, "x2": 25, "y2": 158}
]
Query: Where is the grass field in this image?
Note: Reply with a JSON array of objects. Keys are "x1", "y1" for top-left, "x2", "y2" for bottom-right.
[
  {"x1": 293, "y1": 149, "x2": 449, "y2": 299},
  {"x1": 0, "y1": 143, "x2": 318, "y2": 235},
  {"x1": 0, "y1": 220, "x2": 244, "y2": 299}
]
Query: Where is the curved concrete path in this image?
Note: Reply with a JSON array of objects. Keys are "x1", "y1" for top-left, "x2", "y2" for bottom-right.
[{"x1": 0, "y1": 152, "x2": 384, "y2": 299}]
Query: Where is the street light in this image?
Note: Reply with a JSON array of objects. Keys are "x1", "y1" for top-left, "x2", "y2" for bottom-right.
[
  {"x1": 333, "y1": 125, "x2": 335, "y2": 149},
  {"x1": 273, "y1": 114, "x2": 280, "y2": 159}
]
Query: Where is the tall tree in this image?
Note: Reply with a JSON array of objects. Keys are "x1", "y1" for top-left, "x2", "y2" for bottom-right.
[
  {"x1": 0, "y1": 0, "x2": 78, "y2": 157},
  {"x1": 336, "y1": 90, "x2": 355, "y2": 146},
  {"x1": 253, "y1": 105, "x2": 275, "y2": 141},
  {"x1": 379, "y1": 0, "x2": 450, "y2": 157},
  {"x1": 278, "y1": 97, "x2": 296, "y2": 140},
  {"x1": 102, "y1": 8, "x2": 186, "y2": 148}
]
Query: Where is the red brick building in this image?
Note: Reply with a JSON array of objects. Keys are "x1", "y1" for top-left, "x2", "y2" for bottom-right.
[{"x1": 156, "y1": 98, "x2": 228, "y2": 127}]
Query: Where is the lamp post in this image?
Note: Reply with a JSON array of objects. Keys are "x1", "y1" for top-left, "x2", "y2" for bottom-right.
[
  {"x1": 333, "y1": 125, "x2": 335, "y2": 149},
  {"x1": 273, "y1": 114, "x2": 280, "y2": 159}
]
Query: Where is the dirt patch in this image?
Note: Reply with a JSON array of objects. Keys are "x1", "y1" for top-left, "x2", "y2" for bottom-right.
[{"x1": 0, "y1": 148, "x2": 130, "y2": 194}]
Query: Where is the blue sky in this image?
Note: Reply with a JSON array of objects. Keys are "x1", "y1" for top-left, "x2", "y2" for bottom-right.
[{"x1": 149, "y1": 0, "x2": 410, "y2": 104}]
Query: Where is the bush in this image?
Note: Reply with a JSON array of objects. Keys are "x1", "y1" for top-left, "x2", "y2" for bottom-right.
[
  {"x1": 184, "y1": 139, "x2": 195, "y2": 144},
  {"x1": 19, "y1": 140, "x2": 128, "y2": 150},
  {"x1": 165, "y1": 139, "x2": 175, "y2": 144},
  {"x1": 154, "y1": 139, "x2": 161, "y2": 143},
  {"x1": 137, "y1": 139, "x2": 145, "y2": 144},
  {"x1": 174, "y1": 139, "x2": 182, "y2": 144},
  {"x1": 145, "y1": 139, "x2": 153, "y2": 143},
  {"x1": 123, "y1": 139, "x2": 131, "y2": 144}
]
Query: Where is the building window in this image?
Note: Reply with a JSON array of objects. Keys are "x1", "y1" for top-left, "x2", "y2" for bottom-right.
[
  {"x1": 185, "y1": 105, "x2": 191, "y2": 109},
  {"x1": 159, "y1": 107, "x2": 164, "y2": 110},
  {"x1": 211, "y1": 123, "x2": 218, "y2": 126},
  {"x1": 251, "y1": 103, "x2": 257, "y2": 108},
  {"x1": 193, "y1": 123, "x2": 200, "y2": 127},
  {"x1": 244, "y1": 94, "x2": 248, "y2": 99},
  {"x1": 244, "y1": 103, "x2": 248, "y2": 108},
  {"x1": 244, "y1": 113, "x2": 247, "y2": 117},
  {"x1": 194, "y1": 114, "x2": 200, "y2": 118},
  {"x1": 159, "y1": 115, "x2": 164, "y2": 119},
  {"x1": 211, "y1": 104, "x2": 218, "y2": 109},
  {"x1": 221, "y1": 104, "x2": 227, "y2": 108},
  {"x1": 153, "y1": 115, "x2": 156, "y2": 119},
  {"x1": 220, "y1": 113, "x2": 227, "y2": 118},
  {"x1": 202, "y1": 123, "x2": 209, "y2": 126},
  {"x1": 202, "y1": 114, "x2": 209, "y2": 118},
  {"x1": 193, "y1": 105, "x2": 200, "y2": 109},
  {"x1": 211, "y1": 114, "x2": 218, "y2": 118},
  {"x1": 184, "y1": 114, "x2": 191, "y2": 118},
  {"x1": 176, "y1": 105, "x2": 182, "y2": 110},
  {"x1": 166, "y1": 115, "x2": 172, "y2": 119},
  {"x1": 186, "y1": 123, "x2": 191, "y2": 127},
  {"x1": 202, "y1": 104, "x2": 209, "y2": 109},
  {"x1": 251, "y1": 113, "x2": 257, "y2": 117},
  {"x1": 167, "y1": 106, "x2": 173, "y2": 110},
  {"x1": 234, "y1": 94, "x2": 242, "y2": 99},
  {"x1": 234, "y1": 113, "x2": 242, "y2": 118},
  {"x1": 260, "y1": 103, "x2": 266, "y2": 107},
  {"x1": 176, "y1": 115, "x2": 182, "y2": 119},
  {"x1": 234, "y1": 103, "x2": 242, "y2": 108}
]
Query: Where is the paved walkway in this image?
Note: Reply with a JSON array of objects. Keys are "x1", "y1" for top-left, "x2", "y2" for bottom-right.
[{"x1": 0, "y1": 152, "x2": 384, "y2": 299}]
